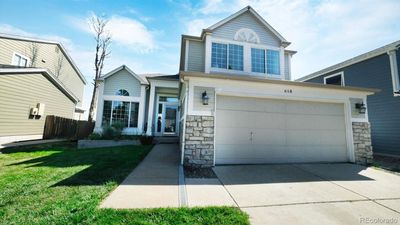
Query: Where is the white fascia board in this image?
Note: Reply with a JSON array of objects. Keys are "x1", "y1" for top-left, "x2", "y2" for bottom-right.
[
  {"x1": 185, "y1": 76, "x2": 372, "y2": 102},
  {"x1": 101, "y1": 65, "x2": 149, "y2": 85}
]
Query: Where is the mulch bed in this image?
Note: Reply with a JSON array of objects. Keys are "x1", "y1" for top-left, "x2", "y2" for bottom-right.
[
  {"x1": 184, "y1": 166, "x2": 218, "y2": 178},
  {"x1": 373, "y1": 154, "x2": 400, "y2": 174}
]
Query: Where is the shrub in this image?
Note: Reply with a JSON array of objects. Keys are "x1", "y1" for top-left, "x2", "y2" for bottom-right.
[
  {"x1": 139, "y1": 135, "x2": 154, "y2": 145},
  {"x1": 102, "y1": 125, "x2": 116, "y2": 140},
  {"x1": 111, "y1": 122, "x2": 124, "y2": 139},
  {"x1": 87, "y1": 132, "x2": 102, "y2": 140}
]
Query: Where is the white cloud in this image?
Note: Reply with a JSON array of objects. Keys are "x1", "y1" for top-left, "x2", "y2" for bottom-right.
[
  {"x1": 184, "y1": 0, "x2": 400, "y2": 79},
  {"x1": 69, "y1": 14, "x2": 157, "y2": 53}
]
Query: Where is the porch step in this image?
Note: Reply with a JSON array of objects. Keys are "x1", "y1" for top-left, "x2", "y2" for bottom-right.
[{"x1": 154, "y1": 136, "x2": 180, "y2": 144}]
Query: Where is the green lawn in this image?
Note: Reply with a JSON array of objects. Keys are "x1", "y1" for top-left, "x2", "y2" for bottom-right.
[{"x1": 0, "y1": 142, "x2": 249, "y2": 225}]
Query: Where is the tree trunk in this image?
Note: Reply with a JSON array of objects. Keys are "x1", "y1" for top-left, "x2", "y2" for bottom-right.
[{"x1": 87, "y1": 81, "x2": 97, "y2": 122}]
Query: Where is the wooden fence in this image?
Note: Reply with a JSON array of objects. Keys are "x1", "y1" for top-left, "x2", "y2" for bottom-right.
[{"x1": 43, "y1": 115, "x2": 95, "y2": 140}]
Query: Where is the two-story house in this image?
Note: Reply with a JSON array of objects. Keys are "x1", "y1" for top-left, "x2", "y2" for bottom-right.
[
  {"x1": 94, "y1": 6, "x2": 378, "y2": 168},
  {"x1": 0, "y1": 33, "x2": 86, "y2": 146},
  {"x1": 297, "y1": 40, "x2": 400, "y2": 157}
]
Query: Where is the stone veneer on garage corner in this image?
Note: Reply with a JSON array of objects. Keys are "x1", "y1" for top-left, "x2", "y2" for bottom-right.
[
  {"x1": 352, "y1": 122, "x2": 374, "y2": 165},
  {"x1": 184, "y1": 115, "x2": 214, "y2": 168}
]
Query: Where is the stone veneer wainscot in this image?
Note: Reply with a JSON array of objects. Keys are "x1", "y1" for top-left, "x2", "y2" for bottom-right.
[
  {"x1": 184, "y1": 115, "x2": 214, "y2": 167},
  {"x1": 352, "y1": 122, "x2": 373, "y2": 165}
]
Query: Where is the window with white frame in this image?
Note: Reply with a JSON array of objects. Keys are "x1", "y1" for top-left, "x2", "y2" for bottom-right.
[
  {"x1": 211, "y1": 42, "x2": 243, "y2": 71},
  {"x1": 324, "y1": 72, "x2": 344, "y2": 86},
  {"x1": 102, "y1": 101, "x2": 139, "y2": 128},
  {"x1": 266, "y1": 50, "x2": 280, "y2": 75},
  {"x1": 115, "y1": 89, "x2": 129, "y2": 96},
  {"x1": 251, "y1": 48, "x2": 280, "y2": 75},
  {"x1": 12, "y1": 53, "x2": 29, "y2": 67},
  {"x1": 251, "y1": 48, "x2": 265, "y2": 73}
]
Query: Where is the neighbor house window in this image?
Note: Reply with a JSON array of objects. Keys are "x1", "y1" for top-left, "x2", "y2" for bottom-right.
[
  {"x1": 266, "y1": 50, "x2": 280, "y2": 75},
  {"x1": 251, "y1": 48, "x2": 265, "y2": 73},
  {"x1": 12, "y1": 53, "x2": 29, "y2": 67},
  {"x1": 115, "y1": 89, "x2": 129, "y2": 96},
  {"x1": 102, "y1": 101, "x2": 139, "y2": 128},
  {"x1": 211, "y1": 42, "x2": 243, "y2": 71},
  {"x1": 324, "y1": 72, "x2": 344, "y2": 86}
]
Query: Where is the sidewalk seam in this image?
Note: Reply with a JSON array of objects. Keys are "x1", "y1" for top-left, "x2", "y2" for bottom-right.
[{"x1": 178, "y1": 165, "x2": 188, "y2": 207}]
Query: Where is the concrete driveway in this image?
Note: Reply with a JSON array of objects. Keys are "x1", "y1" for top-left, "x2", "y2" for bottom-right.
[{"x1": 212, "y1": 164, "x2": 400, "y2": 225}]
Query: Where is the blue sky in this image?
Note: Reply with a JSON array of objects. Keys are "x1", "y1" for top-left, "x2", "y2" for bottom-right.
[{"x1": 1, "y1": 0, "x2": 400, "y2": 116}]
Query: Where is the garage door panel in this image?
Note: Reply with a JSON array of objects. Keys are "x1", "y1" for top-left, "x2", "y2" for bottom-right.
[
  {"x1": 217, "y1": 96, "x2": 286, "y2": 113},
  {"x1": 217, "y1": 110, "x2": 286, "y2": 129},
  {"x1": 216, "y1": 128, "x2": 252, "y2": 144},
  {"x1": 286, "y1": 115, "x2": 346, "y2": 130},
  {"x1": 286, "y1": 130, "x2": 347, "y2": 146},
  {"x1": 285, "y1": 101, "x2": 344, "y2": 116},
  {"x1": 215, "y1": 95, "x2": 348, "y2": 164}
]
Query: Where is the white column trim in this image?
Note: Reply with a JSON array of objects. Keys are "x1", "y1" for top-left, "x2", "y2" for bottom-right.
[
  {"x1": 138, "y1": 85, "x2": 146, "y2": 134},
  {"x1": 146, "y1": 84, "x2": 156, "y2": 135},
  {"x1": 388, "y1": 50, "x2": 400, "y2": 96},
  {"x1": 205, "y1": 35, "x2": 211, "y2": 73},
  {"x1": 184, "y1": 40, "x2": 189, "y2": 71},
  {"x1": 94, "y1": 81, "x2": 105, "y2": 132}
]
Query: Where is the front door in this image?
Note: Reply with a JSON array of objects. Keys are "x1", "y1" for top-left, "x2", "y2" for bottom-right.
[
  {"x1": 164, "y1": 105, "x2": 178, "y2": 135},
  {"x1": 155, "y1": 96, "x2": 179, "y2": 136}
]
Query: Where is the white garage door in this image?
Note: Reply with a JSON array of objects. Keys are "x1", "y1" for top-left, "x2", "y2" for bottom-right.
[{"x1": 215, "y1": 95, "x2": 348, "y2": 164}]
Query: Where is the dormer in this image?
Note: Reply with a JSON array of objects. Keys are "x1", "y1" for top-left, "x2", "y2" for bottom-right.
[{"x1": 180, "y1": 6, "x2": 296, "y2": 80}]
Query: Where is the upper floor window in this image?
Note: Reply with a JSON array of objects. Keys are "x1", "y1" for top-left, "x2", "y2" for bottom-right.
[
  {"x1": 251, "y1": 48, "x2": 280, "y2": 75},
  {"x1": 12, "y1": 53, "x2": 29, "y2": 67},
  {"x1": 211, "y1": 43, "x2": 227, "y2": 69},
  {"x1": 251, "y1": 48, "x2": 265, "y2": 73},
  {"x1": 115, "y1": 89, "x2": 130, "y2": 96},
  {"x1": 267, "y1": 50, "x2": 280, "y2": 75},
  {"x1": 324, "y1": 72, "x2": 344, "y2": 86},
  {"x1": 211, "y1": 42, "x2": 243, "y2": 71}
]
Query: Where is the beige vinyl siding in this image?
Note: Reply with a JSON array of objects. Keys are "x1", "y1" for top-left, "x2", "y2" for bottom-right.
[
  {"x1": 212, "y1": 11, "x2": 281, "y2": 47},
  {"x1": 193, "y1": 86, "x2": 215, "y2": 112},
  {"x1": 0, "y1": 73, "x2": 75, "y2": 136},
  {"x1": 187, "y1": 40, "x2": 205, "y2": 72},
  {"x1": 0, "y1": 38, "x2": 85, "y2": 106},
  {"x1": 103, "y1": 69, "x2": 141, "y2": 97}
]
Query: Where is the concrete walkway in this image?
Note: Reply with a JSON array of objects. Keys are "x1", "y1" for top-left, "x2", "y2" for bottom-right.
[{"x1": 101, "y1": 144, "x2": 180, "y2": 209}]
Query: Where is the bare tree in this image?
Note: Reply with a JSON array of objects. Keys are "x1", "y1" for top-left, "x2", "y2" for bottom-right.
[
  {"x1": 54, "y1": 53, "x2": 64, "y2": 77},
  {"x1": 87, "y1": 14, "x2": 111, "y2": 122},
  {"x1": 28, "y1": 43, "x2": 39, "y2": 67}
]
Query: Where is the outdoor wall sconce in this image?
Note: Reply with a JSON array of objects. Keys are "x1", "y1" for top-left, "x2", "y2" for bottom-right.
[
  {"x1": 202, "y1": 91, "x2": 209, "y2": 105},
  {"x1": 355, "y1": 102, "x2": 367, "y2": 114}
]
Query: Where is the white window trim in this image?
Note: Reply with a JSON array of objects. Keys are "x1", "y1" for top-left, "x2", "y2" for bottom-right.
[
  {"x1": 11, "y1": 52, "x2": 30, "y2": 67},
  {"x1": 323, "y1": 72, "x2": 345, "y2": 86},
  {"x1": 208, "y1": 36, "x2": 283, "y2": 79},
  {"x1": 388, "y1": 50, "x2": 400, "y2": 96}
]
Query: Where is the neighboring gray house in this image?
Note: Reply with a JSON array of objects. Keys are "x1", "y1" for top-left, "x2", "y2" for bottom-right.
[
  {"x1": 0, "y1": 33, "x2": 87, "y2": 147},
  {"x1": 95, "y1": 6, "x2": 378, "y2": 168},
  {"x1": 297, "y1": 41, "x2": 400, "y2": 156}
]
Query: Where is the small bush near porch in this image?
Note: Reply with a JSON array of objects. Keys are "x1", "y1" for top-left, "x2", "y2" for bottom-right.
[{"x1": 0, "y1": 142, "x2": 248, "y2": 225}]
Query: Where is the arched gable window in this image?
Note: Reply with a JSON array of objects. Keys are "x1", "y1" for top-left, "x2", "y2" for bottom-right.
[
  {"x1": 115, "y1": 89, "x2": 129, "y2": 96},
  {"x1": 234, "y1": 28, "x2": 260, "y2": 44}
]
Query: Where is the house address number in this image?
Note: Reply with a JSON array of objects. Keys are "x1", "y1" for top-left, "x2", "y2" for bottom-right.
[{"x1": 284, "y1": 89, "x2": 293, "y2": 93}]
